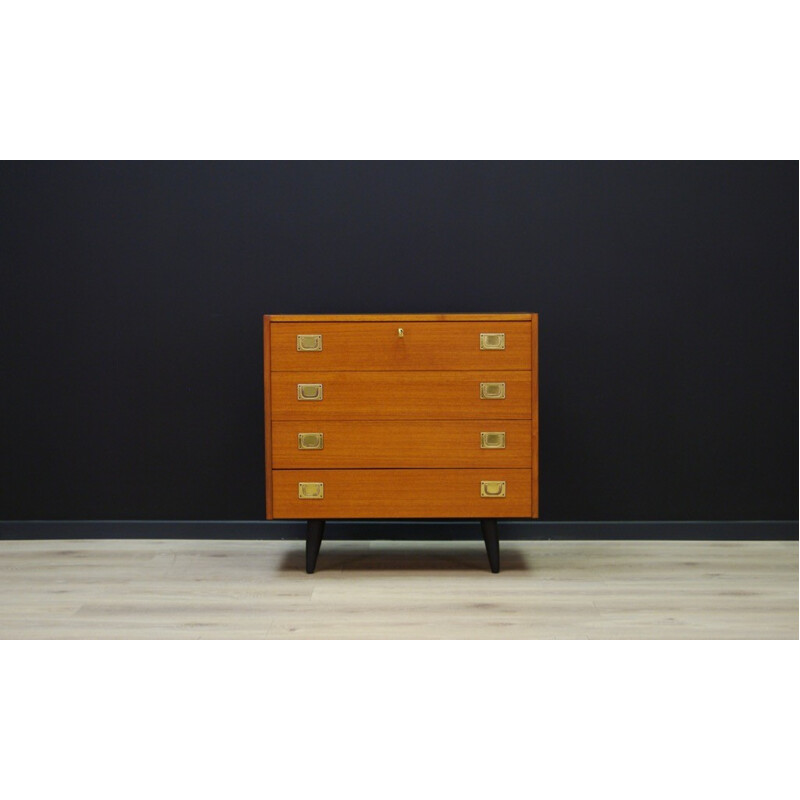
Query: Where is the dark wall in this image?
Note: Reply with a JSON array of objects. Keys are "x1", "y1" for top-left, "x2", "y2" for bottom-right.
[{"x1": 1, "y1": 162, "x2": 797, "y2": 521}]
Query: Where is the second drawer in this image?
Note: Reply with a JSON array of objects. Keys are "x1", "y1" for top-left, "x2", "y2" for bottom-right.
[
  {"x1": 272, "y1": 420, "x2": 533, "y2": 468},
  {"x1": 271, "y1": 370, "x2": 532, "y2": 419}
]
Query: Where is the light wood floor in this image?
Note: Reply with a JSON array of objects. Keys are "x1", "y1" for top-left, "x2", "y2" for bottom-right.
[{"x1": 0, "y1": 538, "x2": 796, "y2": 639}]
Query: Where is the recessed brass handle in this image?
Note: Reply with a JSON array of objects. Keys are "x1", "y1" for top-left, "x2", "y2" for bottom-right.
[
  {"x1": 297, "y1": 335, "x2": 322, "y2": 351},
  {"x1": 480, "y1": 333, "x2": 505, "y2": 350},
  {"x1": 480, "y1": 382, "x2": 506, "y2": 399},
  {"x1": 480, "y1": 481, "x2": 506, "y2": 497},
  {"x1": 481, "y1": 432, "x2": 506, "y2": 449},
  {"x1": 297, "y1": 383, "x2": 323, "y2": 401},
  {"x1": 298, "y1": 482, "x2": 324, "y2": 499},
  {"x1": 298, "y1": 433, "x2": 324, "y2": 450}
]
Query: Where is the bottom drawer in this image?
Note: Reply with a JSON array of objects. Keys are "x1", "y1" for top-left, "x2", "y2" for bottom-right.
[{"x1": 271, "y1": 469, "x2": 532, "y2": 519}]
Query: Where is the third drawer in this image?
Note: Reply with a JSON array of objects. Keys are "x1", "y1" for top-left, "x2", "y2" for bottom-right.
[{"x1": 272, "y1": 420, "x2": 533, "y2": 468}]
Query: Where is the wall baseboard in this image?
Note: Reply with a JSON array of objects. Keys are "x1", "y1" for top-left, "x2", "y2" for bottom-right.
[{"x1": 0, "y1": 520, "x2": 796, "y2": 541}]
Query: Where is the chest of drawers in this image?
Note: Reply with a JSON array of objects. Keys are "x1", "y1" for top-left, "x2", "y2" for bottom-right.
[{"x1": 263, "y1": 313, "x2": 539, "y2": 572}]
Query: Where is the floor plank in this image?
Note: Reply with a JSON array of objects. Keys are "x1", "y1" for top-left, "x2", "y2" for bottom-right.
[{"x1": 0, "y1": 539, "x2": 796, "y2": 639}]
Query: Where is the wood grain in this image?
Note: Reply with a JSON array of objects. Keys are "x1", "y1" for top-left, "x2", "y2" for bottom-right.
[
  {"x1": 272, "y1": 469, "x2": 532, "y2": 518},
  {"x1": 271, "y1": 370, "x2": 532, "y2": 420},
  {"x1": 1, "y1": 539, "x2": 795, "y2": 639},
  {"x1": 271, "y1": 321, "x2": 532, "y2": 371},
  {"x1": 264, "y1": 313, "x2": 537, "y2": 523},
  {"x1": 268, "y1": 313, "x2": 533, "y2": 322},
  {"x1": 272, "y1": 420, "x2": 532, "y2": 468}
]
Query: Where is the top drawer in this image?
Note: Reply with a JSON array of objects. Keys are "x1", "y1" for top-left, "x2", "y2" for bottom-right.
[{"x1": 270, "y1": 321, "x2": 532, "y2": 371}]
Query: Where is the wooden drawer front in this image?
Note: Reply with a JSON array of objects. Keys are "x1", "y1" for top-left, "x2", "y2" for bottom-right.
[
  {"x1": 271, "y1": 371, "x2": 531, "y2": 420},
  {"x1": 271, "y1": 321, "x2": 532, "y2": 371},
  {"x1": 272, "y1": 420, "x2": 532, "y2": 468},
  {"x1": 272, "y1": 469, "x2": 532, "y2": 518}
]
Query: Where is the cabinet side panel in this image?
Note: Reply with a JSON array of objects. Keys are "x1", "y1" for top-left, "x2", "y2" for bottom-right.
[
  {"x1": 531, "y1": 314, "x2": 539, "y2": 518},
  {"x1": 263, "y1": 316, "x2": 273, "y2": 519}
]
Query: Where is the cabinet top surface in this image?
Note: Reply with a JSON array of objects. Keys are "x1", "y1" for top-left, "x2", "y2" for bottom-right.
[{"x1": 266, "y1": 313, "x2": 534, "y2": 322}]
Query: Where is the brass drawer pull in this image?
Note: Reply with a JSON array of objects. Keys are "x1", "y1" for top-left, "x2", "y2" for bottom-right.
[
  {"x1": 480, "y1": 382, "x2": 505, "y2": 399},
  {"x1": 296, "y1": 334, "x2": 322, "y2": 351},
  {"x1": 481, "y1": 432, "x2": 506, "y2": 449},
  {"x1": 297, "y1": 383, "x2": 323, "y2": 401},
  {"x1": 480, "y1": 480, "x2": 506, "y2": 498},
  {"x1": 480, "y1": 333, "x2": 505, "y2": 350},
  {"x1": 298, "y1": 482, "x2": 324, "y2": 499},
  {"x1": 298, "y1": 432, "x2": 324, "y2": 450}
]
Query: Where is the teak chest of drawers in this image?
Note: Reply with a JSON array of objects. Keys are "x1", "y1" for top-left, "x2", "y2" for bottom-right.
[{"x1": 263, "y1": 313, "x2": 539, "y2": 572}]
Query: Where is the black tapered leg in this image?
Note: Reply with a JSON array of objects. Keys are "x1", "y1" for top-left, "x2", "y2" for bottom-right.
[
  {"x1": 306, "y1": 520, "x2": 325, "y2": 573},
  {"x1": 480, "y1": 519, "x2": 500, "y2": 573}
]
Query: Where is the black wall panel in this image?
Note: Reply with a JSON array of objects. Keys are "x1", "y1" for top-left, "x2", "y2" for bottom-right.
[{"x1": 1, "y1": 161, "x2": 796, "y2": 521}]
